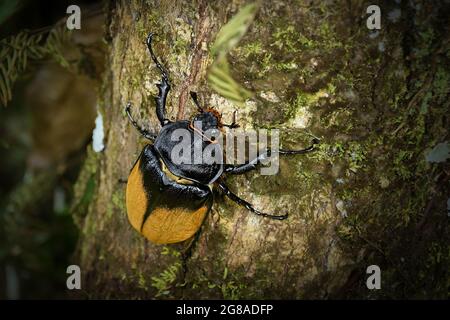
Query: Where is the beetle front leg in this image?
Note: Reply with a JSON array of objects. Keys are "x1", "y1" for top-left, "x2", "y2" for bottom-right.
[
  {"x1": 147, "y1": 33, "x2": 171, "y2": 126},
  {"x1": 217, "y1": 181, "x2": 288, "y2": 220},
  {"x1": 224, "y1": 138, "x2": 319, "y2": 174},
  {"x1": 125, "y1": 103, "x2": 158, "y2": 141},
  {"x1": 278, "y1": 138, "x2": 320, "y2": 155}
]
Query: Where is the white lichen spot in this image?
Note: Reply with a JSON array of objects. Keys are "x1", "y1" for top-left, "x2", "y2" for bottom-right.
[
  {"x1": 143, "y1": 75, "x2": 155, "y2": 93},
  {"x1": 209, "y1": 94, "x2": 257, "y2": 130},
  {"x1": 378, "y1": 41, "x2": 385, "y2": 52},
  {"x1": 246, "y1": 211, "x2": 261, "y2": 228},
  {"x1": 379, "y1": 176, "x2": 390, "y2": 188},
  {"x1": 289, "y1": 89, "x2": 332, "y2": 129},
  {"x1": 310, "y1": 57, "x2": 318, "y2": 67},
  {"x1": 175, "y1": 17, "x2": 192, "y2": 42},
  {"x1": 92, "y1": 111, "x2": 105, "y2": 152},
  {"x1": 260, "y1": 91, "x2": 280, "y2": 103},
  {"x1": 336, "y1": 200, "x2": 347, "y2": 218},
  {"x1": 291, "y1": 107, "x2": 312, "y2": 128}
]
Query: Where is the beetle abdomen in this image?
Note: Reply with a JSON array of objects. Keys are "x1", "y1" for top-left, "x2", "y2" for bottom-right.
[{"x1": 126, "y1": 145, "x2": 213, "y2": 244}]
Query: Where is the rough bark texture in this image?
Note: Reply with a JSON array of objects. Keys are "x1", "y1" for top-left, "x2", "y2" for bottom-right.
[{"x1": 70, "y1": 0, "x2": 449, "y2": 299}]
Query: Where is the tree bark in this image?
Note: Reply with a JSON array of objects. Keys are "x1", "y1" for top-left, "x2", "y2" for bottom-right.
[{"x1": 71, "y1": 0, "x2": 449, "y2": 299}]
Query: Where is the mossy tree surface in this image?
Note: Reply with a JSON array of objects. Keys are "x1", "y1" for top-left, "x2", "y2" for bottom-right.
[{"x1": 71, "y1": 0, "x2": 449, "y2": 299}]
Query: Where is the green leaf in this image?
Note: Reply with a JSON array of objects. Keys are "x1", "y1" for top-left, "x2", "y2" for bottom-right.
[
  {"x1": 208, "y1": 56, "x2": 253, "y2": 103},
  {"x1": 223, "y1": 266, "x2": 228, "y2": 280},
  {"x1": 208, "y1": 3, "x2": 259, "y2": 104},
  {"x1": 211, "y1": 2, "x2": 259, "y2": 58}
]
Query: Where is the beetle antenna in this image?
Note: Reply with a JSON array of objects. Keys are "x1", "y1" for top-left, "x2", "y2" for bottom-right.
[
  {"x1": 125, "y1": 103, "x2": 157, "y2": 141},
  {"x1": 190, "y1": 91, "x2": 204, "y2": 112}
]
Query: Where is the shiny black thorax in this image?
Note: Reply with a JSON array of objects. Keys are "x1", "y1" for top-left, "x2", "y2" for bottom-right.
[{"x1": 154, "y1": 118, "x2": 224, "y2": 185}]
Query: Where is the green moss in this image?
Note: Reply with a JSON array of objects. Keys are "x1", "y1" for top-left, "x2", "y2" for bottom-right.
[
  {"x1": 112, "y1": 189, "x2": 126, "y2": 212},
  {"x1": 346, "y1": 141, "x2": 367, "y2": 174},
  {"x1": 220, "y1": 280, "x2": 247, "y2": 300},
  {"x1": 137, "y1": 271, "x2": 148, "y2": 291},
  {"x1": 272, "y1": 25, "x2": 302, "y2": 52},
  {"x1": 240, "y1": 41, "x2": 264, "y2": 57},
  {"x1": 150, "y1": 261, "x2": 182, "y2": 297},
  {"x1": 284, "y1": 86, "x2": 332, "y2": 120},
  {"x1": 432, "y1": 67, "x2": 450, "y2": 101},
  {"x1": 161, "y1": 245, "x2": 181, "y2": 257},
  {"x1": 70, "y1": 146, "x2": 100, "y2": 222}
]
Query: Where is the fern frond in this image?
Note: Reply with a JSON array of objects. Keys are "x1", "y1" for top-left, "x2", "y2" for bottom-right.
[{"x1": 0, "y1": 25, "x2": 73, "y2": 107}]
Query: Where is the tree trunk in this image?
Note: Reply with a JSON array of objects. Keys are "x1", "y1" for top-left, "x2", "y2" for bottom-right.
[{"x1": 71, "y1": 0, "x2": 449, "y2": 299}]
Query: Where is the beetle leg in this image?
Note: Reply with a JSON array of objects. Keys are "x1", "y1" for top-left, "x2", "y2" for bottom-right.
[
  {"x1": 278, "y1": 138, "x2": 320, "y2": 155},
  {"x1": 217, "y1": 181, "x2": 288, "y2": 220},
  {"x1": 125, "y1": 102, "x2": 158, "y2": 141},
  {"x1": 147, "y1": 33, "x2": 171, "y2": 126},
  {"x1": 224, "y1": 151, "x2": 267, "y2": 174},
  {"x1": 224, "y1": 138, "x2": 319, "y2": 174},
  {"x1": 180, "y1": 231, "x2": 201, "y2": 278},
  {"x1": 223, "y1": 110, "x2": 240, "y2": 129}
]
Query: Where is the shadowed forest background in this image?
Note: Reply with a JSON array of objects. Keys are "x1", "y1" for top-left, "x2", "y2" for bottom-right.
[{"x1": 0, "y1": 0, "x2": 448, "y2": 299}]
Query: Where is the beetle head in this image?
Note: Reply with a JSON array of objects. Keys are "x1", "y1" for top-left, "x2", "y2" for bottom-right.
[
  {"x1": 192, "y1": 108, "x2": 222, "y2": 130},
  {"x1": 189, "y1": 92, "x2": 223, "y2": 143},
  {"x1": 190, "y1": 108, "x2": 223, "y2": 144}
]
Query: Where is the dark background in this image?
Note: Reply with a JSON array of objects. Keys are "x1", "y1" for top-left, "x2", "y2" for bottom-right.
[{"x1": 0, "y1": 0, "x2": 103, "y2": 299}]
